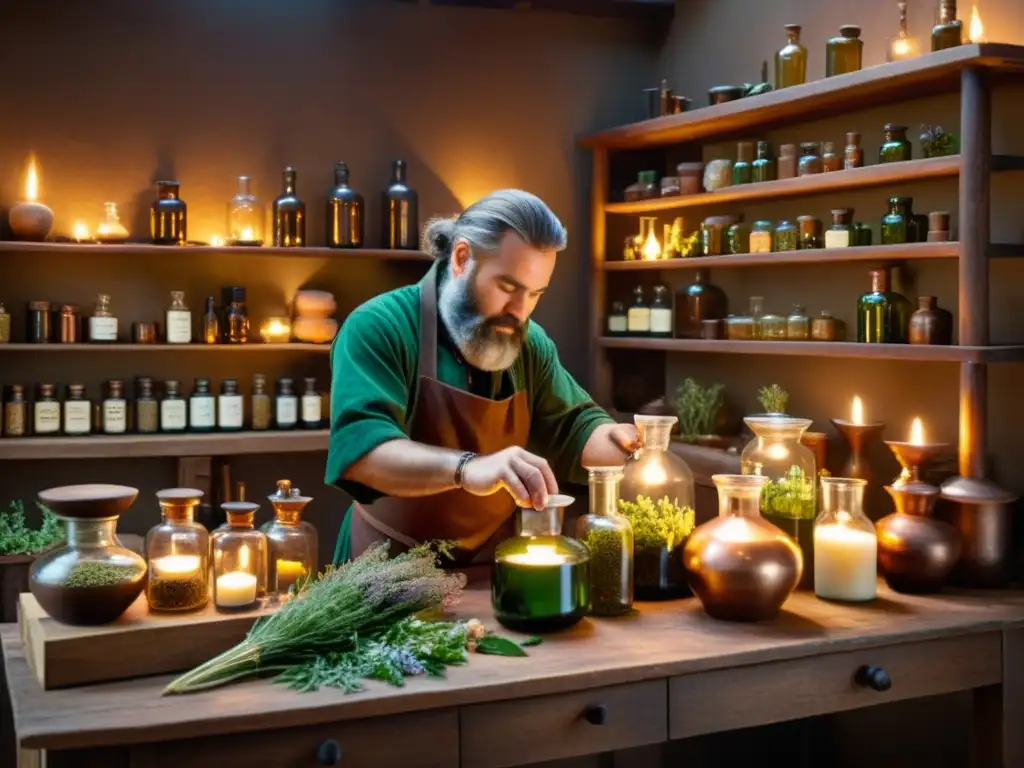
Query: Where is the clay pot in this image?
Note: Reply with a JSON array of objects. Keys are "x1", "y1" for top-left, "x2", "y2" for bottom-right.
[
  {"x1": 908, "y1": 296, "x2": 953, "y2": 345},
  {"x1": 876, "y1": 481, "x2": 962, "y2": 593}
]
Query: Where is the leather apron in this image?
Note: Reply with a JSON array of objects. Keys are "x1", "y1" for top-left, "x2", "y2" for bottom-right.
[{"x1": 348, "y1": 262, "x2": 531, "y2": 571}]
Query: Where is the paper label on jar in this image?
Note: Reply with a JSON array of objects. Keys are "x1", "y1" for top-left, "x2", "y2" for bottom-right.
[
  {"x1": 650, "y1": 308, "x2": 673, "y2": 334},
  {"x1": 63, "y1": 401, "x2": 91, "y2": 434},
  {"x1": 161, "y1": 399, "x2": 187, "y2": 430},
  {"x1": 166, "y1": 310, "x2": 193, "y2": 344},
  {"x1": 218, "y1": 395, "x2": 243, "y2": 429},
  {"x1": 190, "y1": 396, "x2": 216, "y2": 428},
  {"x1": 34, "y1": 402, "x2": 60, "y2": 434},
  {"x1": 824, "y1": 230, "x2": 851, "y2": 249},
  {"x1": 607, "y1": 316, "x2": 627, "y2": 333},
  {"x1": 302, "y1": 394, "x2": 322, "y2": 425},
  {"x1": 103, "y1": 400, "x2": 127, "y2": 434},
  {"x1": 88, "y1": 316, "x2": 118, "y2": 342},
  {"x1": 626, "y1": 307, "x2": 651, "y2": 333},
  {"x1": 276, "y1": 396, "x2": 298, "y2": 427}
]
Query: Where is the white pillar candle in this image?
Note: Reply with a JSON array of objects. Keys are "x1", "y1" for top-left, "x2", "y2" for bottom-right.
[
  {"x1": 215, "y1": 571, "x2": 258, "y2": 608},
  {"x1": 814, "y1": 523, "x2": 877, "y2": 601}
]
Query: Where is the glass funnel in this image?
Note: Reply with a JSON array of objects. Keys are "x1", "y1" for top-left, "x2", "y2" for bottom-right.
[
  {"x1": 492, "y1": 495, "x2": 589, "y2": 632},
  {"x1": 145, "y1": 488, "x2": 210, "y2": 612},
  {"x1": 683, "y1": 474, "x2": 802, "y2": 621},
  {"x1": 575, "y1": 467, "x2": 632, "y2": 617},
  {"x1": 266, "y1": 480, "x2": 318, "y2": 598},
  {"x1": 741, "y1": 415, "x2": 817, "y2": 589},
  {"x1": 211, "y1": 501, "x2": 269, "y2": 610},
  {"x1": 29, "y1": 484, "x2": 146, "y2": 625},
  {"x1": 227, "y1": 176, "x2": 264, "y2": 246},
  {"x1": 814, "y1": 477, "x2": 876, "y2": 602}
]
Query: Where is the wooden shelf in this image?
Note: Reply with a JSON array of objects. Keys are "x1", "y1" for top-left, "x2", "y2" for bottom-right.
[
  {"x1": 581, "y1": 44, "x2": 1024, "y2": 149},
  {"x1": 605, "y1": 155, "x2": 1024, "y2": 214},
  {"x1": 598, "y1": 337, "x2": 1024, "y2": 363},
  {"x1": 0, "y1": 241, "x2": 432, "y2": 261},
  {"x1": 0, "y1": 430, "x2": 330, "y2": 461},
  {"x1": 0, "y1": 343, "x2": 330, "y2": 353}
]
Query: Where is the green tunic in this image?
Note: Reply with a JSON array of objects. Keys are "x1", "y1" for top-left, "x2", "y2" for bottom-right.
[{"x1": 326, "y1": 267, "x2": 613, "y2": 562}]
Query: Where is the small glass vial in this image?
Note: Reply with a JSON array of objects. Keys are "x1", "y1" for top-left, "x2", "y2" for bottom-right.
[
  {"x1": 798, "y1": 142, "x2": 822, "y2": 176},
  {"x1": 931, "y1": 0, "x2": 963, "y2": 52},
  {"x1": 749, "y1": 220, "x2": 774, "y2": 254},
  {"x1": 732, "y1": 142, "x2": 754, "y2": 185},
  {"x1": 301, "y1": 377, "x2": 322, "y2": 429},
  {"x1": 189, "y1": 378, "x2": 216, "y2": 432},
  {"x1": 146, "y1": 489, "x2": 210, "y2": 612},
  {"x1": 814, "y1": 477, "x2": 876, "y2": 602},
  {"x1": 88, "y1": 294, "x2": 118, "y2": 343},
  {"x1": 251, "y1": 374, "x2": 272, "y2": 431},
  {"x1": 59, "y1": 305, "x2": 80, "y2": 343},
  {"x1": 63, "y1": 384, "x2": 92, "y2": 436},
  {"x1": 218, "y1": 379, "x2": 244, "y2": 432},
  {"x1": 275, "y1": 378, "x2": 299, "y2": 430},
  {"x1": 27, "y1": 301, "x2": 52, "y2": 343},
  {"x1": 778, "y1": 144, "x2": 798, "y2": 180},
  {"x1": 225, "y1": 286, "x2": 249, "y2": 344},
  {"x1": 212, "y1": 501, "x2": 269, "y2": 610},
  {"x1": 575, "y1": 466, "x2": 633, "y2": 617},
  {"x1": 165, "y1": 291, "x2": 192, "y2": 344},
  {"x1": 626, "y1": 286, "x2": 651, "y2": 336},
  {"x1": 879, "y1": 124, "x2": 912, "y2": 163},
  {"x1": 607, "y1": 301, "x2": 627, "y2": 336},
  {"x1": 160, "y1": 380, "x2": 188, "y2": 433},
  {"x1": 844, "y1": 132, "x2": 863, "y2": 169},
  {"x1": 228, "y1": 175, "x2": 264, "y2": 246},
  {"x1": 96, "y1": 202, "x2": 130, "y2": 244},
  {"x1": 33, "y1": 384, "x2": 61, "y2": 436},
  {"x1": 0, "y1": 302, "x2": 10, "y2": 344},
  {"x1": 751, "y1": 141, "x2": 775, "y2": 183},
  {"x1": 797, "y1": 216, "x2": 823, "y2": 249},
  {"x1": 266, "y1": 481, "x2": 318, "y2": 598},
  {"x1": 811, "y1": 311, "x2": 838, "y2": 341},
  {"x1": 825, "y1": 25, "x2": 863, "y2": 77},
  {"x1": 775, "y1": 24, "x2": 807, "y2": 88},
  {"x1": 774, "y1": 220, "x2": 799, "y2": 251},
  {"x1": 102, "y1": 380, "x2": 128, "y2": 434},
  {"x1": 786, "y1": 304, "x2": 811, "y2": 340},
  {"x1": 822, "y1": 141, "x2": 842, "y2": 172},
  {"x1": 4, "y1": 385, "x2": 27, "y2": 437},
  {"x1": 825, "y1": 208, "x2": 854, "y2": 248},
  {"x1": 202, "y1": 296, "x2": 219, "y2": 344},
  {"x1": 135, "y1": 377, "x2": 159, "y2": 434}
]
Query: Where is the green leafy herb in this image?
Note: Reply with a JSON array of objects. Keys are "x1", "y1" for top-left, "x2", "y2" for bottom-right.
[
  {"x1": 757, "y1": 384, "x2": 789, "y2": 415},
  {"x1": 476, "y1": 635, "x2": 528, "y2": 657},
  {"x1": 520, "y1": 636, "x2": 543, "y2": 647},
  {"x1": 760, "y1": 465, "x2": 815, "y2": 520},
  {"x1": 920, "y1": 124, "x2": 958, "y2": 158},
  {"x1": 674, "y1": 378, "x2": 724, "y2": 441},
  {"x1": 64, "y1": 562, "x2": 143, "y2": 588},
  {"x1": 618, "y1": 495, "x2": 695, "y2": 550},
  {"x1": 583, "y1": 527, "x2": 630, "y2": 614},
  {"x1": 0, "y1": 501, "x2": 63, "y2": 556}
]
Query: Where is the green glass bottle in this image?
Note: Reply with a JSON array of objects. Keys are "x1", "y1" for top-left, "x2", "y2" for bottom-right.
[
  {"x1": 752, "y1": 141, "x2": 776, "y2": 183},
  {"x1": 775, "y1": 24, "x2": 807, "y2": 89},
  {"x1": 854, "y1": 222, "x2": 873, "y2": 246},
  {"x1": 931, "y1": 0, "x2": 963, "y2": 52},
  {"x1": 879, "y1": 124, "x2": 912, "y2": 163},
  {"x1": 733, "y1": 142, "x2": 754, "y2": 185},
  {"x1": 881, "y1": 197, "x2": 912, "y2": 244},
  {"x1": 826, "y1": 25, "x2": 864, "y2": 77},
  {"x1": 857, "y1": 267, "x2": 912, "y2": 343}
]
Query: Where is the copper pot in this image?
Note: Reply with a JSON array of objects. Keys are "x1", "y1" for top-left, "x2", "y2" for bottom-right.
[
  {"x1": 683, "y1": 474, "x2": 802, "y2": 621},
  {"x1": 876, "y1": 481, "x2": 962, "y2": 593},
  {"x1": 938, "y1": 476, "x2": 1018, "y2": 587}
]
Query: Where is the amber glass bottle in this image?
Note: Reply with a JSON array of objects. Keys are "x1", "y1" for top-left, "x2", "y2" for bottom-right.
[
  {"x1": 383, "y1": 160, "x2": 419, "y2": 250},
  {"x1": 826, "y1": 25, "x2": 863, "y2": 76},
  {"x1": 931, "y1": 0, "x2": 963, "y2": 51},
  {"x1": 273, "y1": 167, "x2": 305, "y2": 248},
  {"x1": 775, "y1": 24, "x2": 807, "y2": 89},
  {"x1": 327, "y1": 162, "x2": 364, "y2": 248}
]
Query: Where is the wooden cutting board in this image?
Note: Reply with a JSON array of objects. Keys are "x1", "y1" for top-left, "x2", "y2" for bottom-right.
[{"x1": 18, "y1": 592, "x2": 274, "y2": 690}]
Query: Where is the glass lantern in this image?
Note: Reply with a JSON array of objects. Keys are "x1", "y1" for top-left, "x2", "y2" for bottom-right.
[
  {"x1": 228, "y1": 175, "x2": 264, "y2": 246},
  {"x1": 619, "y1": 415, "x2": 696, "y2": 599},
  {"x1": 492, "y1": 495, "x2": 589, "y2": 632},
  {"x1": 145, "y1": 488, "x2": 210, "y2": 612},
  {"x1": 211, "y1": 501, "x2": 269, "y2": 610},
  {"x1": 741, "y1": 415, "x2": 817, "y2": 590},
  {"x1": 814, "y1": 477, "x2": 876, "y2": 602},
  {"x1": 266, "y1": 479, "x2": 318, "y2": 598},
  {"x1": 575, "y1": 467, "x2": 633, "y2": 617}
]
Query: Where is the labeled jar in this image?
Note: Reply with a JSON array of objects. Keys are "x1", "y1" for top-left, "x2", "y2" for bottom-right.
[
  {"x1": 218, "y1": 379, "x2": 244, "y2": 431},
  {"x1": 843, "y1": 132, "x2": 863, "y2": 169},
  {"x1": 826, "y1": 25, "x2": 863, "y2": 77},
  {"x1": 627, "y1": 286, "x2": 651, "y2": 335},
  {"x1": 797, "y1": 215, "x2": 823, "y2": 249},
  {"x1": 102, "y1": 380, "x2": 128, "y2": 435},
  {"x1": 251, "y1": 374, "x2": 272, "y2": 430},
  {"x1": 189, "y1": 378, "x2": 216, "y2": 432},
  {"x1": 301, "y1": 377, "x2": 323, "y2": 428},
  {"x1": 63, "y1": 384, "x2": 92, "y2": 436},
  {"x1": 825, "y1": 208, "x2": 854, "y2": 248},
  {"x1": 88, "y1": 295, "x2": 118, "y2": 343},
  {"x1": 797, "y1": 142, "x2": 822, "y2": 176},
  {"x1": 276, "y1": 378, "x2": 299, "y2": 430},
  {"x1": 879, "y1": 123, "x2": 912, "y2": 163},
  {"x1": 749, "y1": 220, "x2": 774, "y2": 253},
  {"x1": 751, "y1": 141, "x2": 776, "y2": 183},
  {"x1": 27, "y1": 301, "x2": 52, "y2": 344},
  {"x1": 146, "y1": 489, "x2": 209, "y2": 611},
  {"x1": 135, "y1": 378, "x2": 159, "y2": 434},
  {"x1": 822, "y1": 141, "x2": 842, "y2": 172},
  {"x1": 786, "y1": 304, "x2": 811, "y2": 340},
  {"x1": 607, "y1": 301, "x2": 627, "y2": 336},
  {"x1": 4, "y1": 385, "x2": 27, "y2": 437},
  {"x1": 774, "y1": 220, "x2": 799, "y2": 251},
  {"x1": 733, "y1": 142, "x2": 754, "y2": 185},
  {"x1": 34, "y1": 383, "x2": 61, "y2": 436},
  {"x1": 576, "y1": 467, "x2": 633, "y2": 616},
  {"x1": 160, "y1": 380, "x2": 188, "y2": 433},
  {"x1": 165, "y1": 291, "x2": 192, "y2": 344},
  {"x1": 59, "y1": 305, "x2": 80, "y2": 343}
]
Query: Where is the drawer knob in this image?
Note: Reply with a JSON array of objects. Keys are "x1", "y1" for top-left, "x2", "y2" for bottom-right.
[
  {"x1": 584, "y1": 704, "x2": 608, "y2": 725},
  {"x1": 317, "y1": 739, "x2": 342, "y2": 765},
  {"x1": 855, "y1": 665, "x2": 892, "y2": 692}
]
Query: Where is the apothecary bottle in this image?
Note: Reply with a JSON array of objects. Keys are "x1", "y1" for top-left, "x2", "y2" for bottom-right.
[
  {"x1": 165, "y1": 291, "x2": 192, "y2": 344},
  {"x1": 301, "y1": 377, "x2": 322, "y2": 429},
  {"x1": 843, "y1": 132, "x2": 863, "y2": 169},
  {"x1": 383, "y1": 159, "x2": 419, "y2": 250},
  {"x1": 34, "y1": 384, "x2": 60, "y2": 436},
  {"x1": 145, "y1": 489, "x2": 210, "y2": 612},
  {"x1": 607, "y1": 301, "x2": 627, "y2": 336},
  {"x1": 276, "y1": 378, "x2": 298, "y2": 430},
  {"x1": 4, "y1": 385, "x2": 27, "y2": 438},
  {"x1": 854, "y1": 222, "x2": 873, "y2": 246},
  {"x1": 212, "y1": 501, "x2": 269, "y2": 609},
  {"x1": 576, "y1": 467, "x2": 633, "y2": 616},
  {"x1": 751, "y1": 141, "x2": 776, "y2": 183},
  {"x1": 675, "y1": 270, "x2": 727, "y2": 339},
  {"x1": 786, "y1": 304, "x2": 811, "y2": 340},
  {"x1": 732, "y1": 142, "x2": 754, "y2": 185},
  {"x1": 225, "y1": 176, "x2": 263, "y2": 246},
  {"x1": 59, "y1": 305, "x2": 80, "y2": 344},
  {"x1": 327, "y1": 162, "x2": 364, "y2": 248},
  {"x1": 775, "y1": 24, "x2": 807, "y2": 88},
  {"x1": 726, "y1": 222, "x2": 749, "y2": 255},
  {"x1": 814, "y1": 477, "x2": 876, "y2": 601},
  {"x1": 931, "y1": 0, "x2": 963, "y2": 51},
  {"x1": 826, "y1": 25, "x2": 863, "y2": 76},
  {"x1": 618, "y1": 415, "x2": 696, "y2": 600},
  {"x1": 879, "y1": 124, "x2": 912, "y2": 163},
  {"x1": 649, "y1": 285, "x2": 673, "y2": 338},
  {"x1": 797, "y1": 215, "x2": 822, "y2": 249},
  {"x1": 822, "y1": 142, "x2": 842, "y2": 173},
  {"x1": 0, "y1": 302, "x2": 9, "y2": 344},
  {"x1": 881, "y1": 197, "x2": 912, "y2": 244},
  {"x1": 251, "y1": 374, "x2": 272, "y2": 430},
  {"x1": 825, "y1": 208, "x2": 854, "y2": 248},
  {"x1": 625, "y1": 171, "x2": 659, "y2": 201},
  {"x1": 189, "y1": 378, "x2": 216, "y2": 433},
  {"x1": 63, "y1": 384, "x2": 91, "y2": 436},
  {"x1": 857, "y1": 267, "x2": 911, "y2": 343},
  {"x1": 88, "y1": 294, "x2": 118, "y2": 343},
  {"x1": 749, "y1": 295, "x2": 766, "y2": 339},
  {"x1": 150, "y1": 181, "x2": 187, "y2": 246},
  {"x1": 160, "y1": 380, "x2": 188, "y2": 433},
  {"x1": 102, "y1": 380, "x2": 127, "y2": 435},
  {"x1": 778, "y1": 144, "x2": 798, "y2": 180},
  {"x1": 749, "y1": 220, "x2": 773, "y2": 253},
  {"x1": 96, "y1": 202, "x2": 130, "y2": 244},
  {"x1": 811, "y1": 311, "x2": 838, "y2": 341},
  {"x1": 798, "y1": 142, "x2": 822, "y2": 176},
  {"x1": 225, "y1": 286, "x2": 249, "y2": 343},
  {"x1": 909, "y1": 296, "x2": 954, "y2": 345},
  {"x1": 218, "y1": 379, "x2": 244, "y2": 432},
  {"x1": 135, "y1": 378, "x2": 158, "y2": 434},
  {"x1": 760, "y1": 309, "x2": 787, "y2": 340},
  {"x1": 627, "y1": 286, "x2": 651, "y2": 336},
  {"x1": 202, "y1": 296, "x2": 219, "y2": 344},
  {"x1": 266, "y1": 481, "x2": 318, "y2": 597},
  {"x1": 774, "y1": 220, "x2": 799, "y2": 251},
  {"x1": 273, "y1": 167, "x2": 305, "y2": 248},
  {"x1": 741, "y1": 415, "x2": 817, "y2": 589}
]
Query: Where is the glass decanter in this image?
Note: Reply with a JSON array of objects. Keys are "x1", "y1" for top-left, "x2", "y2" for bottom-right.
[
  {"x1": 814, "y1": 477, "x2": 876, "y2": 602},
  {"x1": 266, "y1": 480, "x2": 318, "y2": 598},
  {"x1": 575, "y1": 467, "x2": 632, "y2": 617},
  {"x1": 145, "y1": 488, "x2": 210, "y2": 612},
  {"x1": 227, "y1": 175, "x2": 264, "y2": 246},
  {"x1": 211, "y1": 501, "x2": 269, "y2": 610},
  {"x1": 741, "y1": 415, "x2": 817, "y2": 590},
  {"x1": 95, "y1": 202, "x2": 130, "y2": 244},
  {"x1": 29, "y1": 484, "x2": 146, "y2": 625},
  {"x1": 619, "y1": 415, "x2": 696, "y2": 600},
  {"x1": 492, "y1": 495, "x2": 589, "y2": 632}
]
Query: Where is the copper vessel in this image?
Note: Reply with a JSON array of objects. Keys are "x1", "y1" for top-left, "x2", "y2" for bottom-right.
[
  {"x1": 908, "y1": 296, "x2": 953, "y2": 345},
  {"x1": 877, "y1": 481, "x2": 962, "y2": 593},
  {"x1": 683, "y1": 474, "x2": 802, "y2": 622},
  {"x1": 830, "y1": 418, "x2": 884, "y2": 483},
  {"x1": 938, "y1": 476, "x2": 1018, "y2": 587}
]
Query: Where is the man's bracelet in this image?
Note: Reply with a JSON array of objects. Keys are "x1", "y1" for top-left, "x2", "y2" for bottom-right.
[{"x1": 454, "y1": 451, "x2": 476, "y2": 489}]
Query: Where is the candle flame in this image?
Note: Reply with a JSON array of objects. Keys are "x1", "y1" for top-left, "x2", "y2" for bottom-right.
[
  {"x1": 639, "y1": 457, "x2": 667, "y2": 485},
  {"x1": 851, "y1": 396, "x2": 864, "y2": 425},
  {"x1": 24, "y1": 155, "x2": 39, "y2": 202},
  {"x1": 240, "y1": 226, "x2": 255, "y2": 242},
  {"x1": 892, "y1": 38, "x2": 910, "y2": 56},
  {"x1": 969, "y1": 5, "x2": 985, "y2": 42},
  {"x1": 910, "y1": 417, "x2": 925, "y2": 445},
  {"x1": 73, "y1": 222, "x2": 89, "y2": 242},
  {"x1": 239, "y1": 545, "x2": 250, "y2": 571},
  {"x1": 210, "y1": 235, "x2": 224, "y2": 247},
  {"x1": 641, "y1": 224, "x2": 661, "y2": 261}
]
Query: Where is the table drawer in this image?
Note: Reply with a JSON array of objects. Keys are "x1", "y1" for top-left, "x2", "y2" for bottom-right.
[
  {"x1": 134, "y1": 708, "x2": 459, "y2": 768},
  {"x1": 460, "y1": 679, "x2": 667, "y2": 768},
  {"x1": 670, "y1": 631, "x2": 1001, "y2": 739}
]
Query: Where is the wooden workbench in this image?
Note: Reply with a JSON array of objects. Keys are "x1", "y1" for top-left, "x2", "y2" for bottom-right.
[{"x1": 3, "y1": 584, "x2": 1023, "y2": 768}]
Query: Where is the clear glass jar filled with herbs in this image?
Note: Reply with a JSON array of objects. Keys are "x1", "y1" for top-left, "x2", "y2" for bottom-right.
[
  {"x1": 575, "y1": 467, "x2": 633, "y2": 616},
  {"x1": 787, "y1": 304, "x2": 811, "y2": 340},
  {"x1": 797, "y1": 215, "x2": 823, "y2": 249},
  {"x1": 775, "y1": 24, "x2": 807, "y2": 88},
  {"x1": 760, "y1": 310, "x2": 788, "y2": 340},
  {"x1": 772, "y1": 220, "x2": 798, "y2": 251},
  {"x1": 266, "y1": 481, "x2": 318, "y2": 598},
  {"x1": 146, "y1": 488, "x2": 210, "y2": 612},
  {"x1": 749, "y1": 220, "x2": 774, "y2": 253},
  {"x1": 733, "y1": 142, "x2": 754, "y2": 185},
  {"x1": 798, "y1": 142, "x2": 823, "y2": 176},
  {"x1": 752, "y1": 141, "x2": 776, "y2": 183},
  {"x1": 826, "y1": 25, "x2": 863, "y2": 77},
  {"x1": 726, "y1": 222, "x2": 750, "y2": 254},
  {"x1": 879, "y1": 124, "x2": 912, "y2": 163}
]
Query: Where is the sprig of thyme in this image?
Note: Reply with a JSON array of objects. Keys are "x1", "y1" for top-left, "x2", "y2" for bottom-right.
[
  {"x1": 0, "y1": 501, "x2": 63, "y2": 556},
  {"x1": 618, "y1": 495, "x2": 695, "y2": 550}
]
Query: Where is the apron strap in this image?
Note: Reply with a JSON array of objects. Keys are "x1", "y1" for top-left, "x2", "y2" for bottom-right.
[{"x1": 419, "y1": 261, "x2": 440, "y2": 379}]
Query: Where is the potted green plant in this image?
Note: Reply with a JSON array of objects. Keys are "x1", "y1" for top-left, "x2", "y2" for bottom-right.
[
  {"x1": 674, "y1": 378, "x2": 726, "y2": 448},
  {"x1": 756, "y1": 383, "x2": 789, "y2": 415},
  {"x1": 0, "y1": 500, "x2": 63, "y2": 622}
]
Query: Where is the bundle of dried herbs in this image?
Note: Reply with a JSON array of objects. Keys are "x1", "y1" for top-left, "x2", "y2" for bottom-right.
[{"x1": 0, "y1": 500, "x2": 63, "y2": 556}]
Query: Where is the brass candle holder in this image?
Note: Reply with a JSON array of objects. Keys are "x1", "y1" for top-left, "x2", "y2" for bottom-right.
[
  {"x1": 883, "y1": 439, "x2": 949, "y2": 486},
  {"x1": 830, "y1": 418, "x2": 884, "y2": 481}
]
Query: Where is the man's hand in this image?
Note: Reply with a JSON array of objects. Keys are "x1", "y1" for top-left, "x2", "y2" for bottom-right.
[
  {"x1": 606, "y1": 423, "x2": 641, "y2": 455},
  {"x1": 461, "y1": 446, "x2": 559, "y2": 510},
  {"x1": 581, "y1": 422, "x2": 641, "y2": 468}
]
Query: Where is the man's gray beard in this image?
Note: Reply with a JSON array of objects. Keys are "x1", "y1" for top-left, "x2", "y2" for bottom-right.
[{"x1": 438, "y1": 266, "x2": 525, "y2": 372}]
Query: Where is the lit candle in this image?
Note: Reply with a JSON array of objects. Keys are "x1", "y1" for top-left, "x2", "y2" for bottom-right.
[
  {"x1": 968, "y1": 5, "x2": 985, "y2": 42},
  {"x1": 851, "y1": 396, "x2": 864, "y2": 425},
  {"x1": 910, "y1": 417, "x2": 925, "y2": 445},
  {"x1": 9, "y1": 154, "x2": 55, "y2": 241},
  {"x1": 814, "y1": 513, "x2": 877, "y2": 602},
  {"x1": 73, "y1": 221, "x2": 90, "y2": 243},
  {"x1": 641, "y1": 224, "x2": 661, "y2": 261},
  {"x1": 210, "y1": 235, "x2": 225, "y2": 247},
  {"x1": 259, "y1": 317, "x2": 292, "y2": 344},
  {"x1": 240, "y1": 226, "x2": 255, "y2": 243},
  {"x1": 152, "y1": 554, "x2": 201, "y2": 580},
  {"x1": 503, "y1": 544, "x2": 569, "y2": 566},
  {"x1": 216, "y1": 546, "x2": 258, "y2": 608},
  {"x1": 275, "y1": 558, "x2": 308, "y2": 594}
]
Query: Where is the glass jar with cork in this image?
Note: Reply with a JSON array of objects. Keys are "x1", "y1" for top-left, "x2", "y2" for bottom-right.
[
  {"x1": 266, "y1": 480, "x2": 318, "y2": 599},
  {"x1": 64, "y1": 384, "x2": 92, "y2": 436},
  {"x1": 212, "y1": 501, "x2": 268, "y2": 610},
  {"x1": 88, "y1": 295, "x2": 118, "y2": 343},
  {"x1": 160, "y1": 381, "x2": 188, "y2": 433},
  {"x1": 34, "y1": 384, "x2": 60, "y2": 436},
  {"x1": 145, "y1": 489, "x2": 210, "y2": 612}
]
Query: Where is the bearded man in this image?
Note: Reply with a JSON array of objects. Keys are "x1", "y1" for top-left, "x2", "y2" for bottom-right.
[{"x1": 326, "y1": 189, "x2": 638, "y2": 567}]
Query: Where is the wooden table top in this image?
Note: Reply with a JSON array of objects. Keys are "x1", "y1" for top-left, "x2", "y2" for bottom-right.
[{"x1": 5, "y1": 583, "x2": 1024, "y2": 752}]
